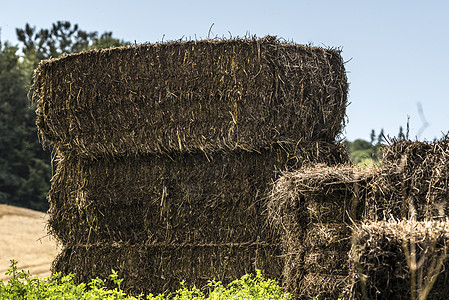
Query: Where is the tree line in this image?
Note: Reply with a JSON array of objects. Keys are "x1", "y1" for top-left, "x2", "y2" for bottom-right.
[
  {"x1": 0, "y1": 21, "x2": 401, "y2": 211},
  {"x1": 0, "y1": 21, "x2": 128, "y2": 211},
  {"x1": 345, "y1": 127, "x2": 408, "y2": 166}
]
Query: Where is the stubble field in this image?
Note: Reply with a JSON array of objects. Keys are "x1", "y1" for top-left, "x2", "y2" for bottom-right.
[{"x1": 0, "y1": 204, "x2": 60, "y2": 281}]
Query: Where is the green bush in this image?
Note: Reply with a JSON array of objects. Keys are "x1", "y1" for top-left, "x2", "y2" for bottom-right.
[
  {"x1": 0, "y1": 260, "x2": 290, "y2": 300},
  {"x1": 345, "y1": 139, "x2": 381, "y2": 167}
]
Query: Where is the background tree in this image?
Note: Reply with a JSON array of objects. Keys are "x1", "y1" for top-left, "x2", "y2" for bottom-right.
[
  {"x1": 16, "y1": 21, "x2": 127, "y2": 64},
  {"x1": 370, "y1": 129, "x2": 376, "y2": 144},
  {"x1": 398, "y1": 126, "x2": 405, "y2": 139},
  {"x1": 91, "y1": 32, "x2": 128, "y2": 49},
  {"x1": 377, "y1": 129, "x2": 385, "y2": 145},
  {"x1": 0, "y1": 21, "x2": 128, "y2": 211},
  {"x1": 0, "y1": 41, "x2": 50, "y2": 210}
]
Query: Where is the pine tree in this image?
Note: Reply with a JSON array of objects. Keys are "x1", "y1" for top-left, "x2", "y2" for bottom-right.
[
  {"x1": 398, "y1": 126, "x2": 405, "y2": 139},
  {"x1": 0, "y1": 41, "x2": 51, "y2": 210},
  {"x1": 0, "y1": 22, "x2": 128, "y2": 211},
  {"x1": 370, "y1": 129, "x2": 376, "y2": 144},
  {"x1": 377, "y1": 129, "x2": 385, "y2": 145}
]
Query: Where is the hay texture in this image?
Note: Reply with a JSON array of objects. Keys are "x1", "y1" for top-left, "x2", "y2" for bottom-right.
[
  {"x1": 350, "y1": 220, "x2": 449, "y2": 300},
  {"x1": 47, "y1": 143, "x2": 348, "y2": 294},
  {"x1": 48, "y1": 142, "x2": 348, "y2": 245},
  {"x1": 370, "y1": 138, "x2": 449, "y2": 221},
  {"x1": 53, "y1": 242, "x2": 282, "y2": 296},
  {"x1": 34, "y1": 36, "x2": 351, "y2": 296},
  {"x1": 268, "y1": 164, "x2": 376, "y2": 299},
  {"x1": 33, "y1": 36, "x2": 348, "y2": 158}
]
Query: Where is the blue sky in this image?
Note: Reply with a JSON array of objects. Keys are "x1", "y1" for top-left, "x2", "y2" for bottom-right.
[{"x1": 1, "y1": 0, "x2": 448, "y2": 141}]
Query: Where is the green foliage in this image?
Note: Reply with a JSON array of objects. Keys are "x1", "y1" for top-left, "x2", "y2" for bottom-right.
[
  {"x1": 16, "y1": 21, "x2": 128, "y2": 62},
  {"x1": 90, "y1": 32, "x2": 129, "y2": 50},
  {"x1": 348, "y1": 127, "x2": 409, "y2": 167},
  {"x1": 0, "y1": 261, "x2": 290, "y2": 300},
  {"x1": 0, "y1": 22, "x2": 128, "y2": 211},
  {"x1": 0, "y1": 41, "x2": 51, "y2": 210},
  {"x1": 345, "y1": 139, "x2": 381, "y2": 167},
  {"x1": 204, "y1": 270, "x2": 290, "y2": 300},
  {"x1": 0, "y1": 260, "x2": 141, "y2": 299}
]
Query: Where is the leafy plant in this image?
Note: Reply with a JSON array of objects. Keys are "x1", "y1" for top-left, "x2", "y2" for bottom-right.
[{"x1": 0, "y1": 260, "x2": 290, "y2": 300}]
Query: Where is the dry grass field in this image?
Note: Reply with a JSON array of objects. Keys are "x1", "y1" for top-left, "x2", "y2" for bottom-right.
[{"x1": 0, "y1": 204, "x2": 60, "y2": 281}]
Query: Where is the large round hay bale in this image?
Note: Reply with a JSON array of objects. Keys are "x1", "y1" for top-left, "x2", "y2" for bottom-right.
[{"x1": 33, "y1": 36, "x2": 348, "y2": 158}]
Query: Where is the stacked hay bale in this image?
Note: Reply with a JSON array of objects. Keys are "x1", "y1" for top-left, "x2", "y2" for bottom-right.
[
  {"x1": 268, "y1": 164, "x2": 376, "y2": 299},
  {"x1": 368, "y1": 139, "x2": 449, "y2": 221},
  {"x1": 268, "y1": 137, "x2": 449, "y2": 299},
  {"x1": 348, "y1": 138, "x2": 449, "y2": 299},
  {"x1": 350, "y1": 220, "x2": 449, "y2": 300},
  {"x1": 33, "y1": 36, "x2": 349, "y2": 295}
]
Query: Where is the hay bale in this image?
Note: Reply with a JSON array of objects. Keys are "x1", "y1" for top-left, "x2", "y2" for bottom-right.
[
  {"x1": 48, "y1": 142, "x2": 348, "y2": 245},
  {"x1": 268, "y1": 163, "x2": 376, "y2": 238},
  {"x1": 370, "y1": 138, "x2": 449, "y2": 220},
  {"x1": 52, "y1": 242, "x2": 282, "y2": 296},
  {"x1": 33, "y1": 36, "x2": 348, "y2": 158},
  {"x1": 303, "y1": 250, "x2": 348, "y2": 274},
  {"x1": 297, "y1": 273, "x2": 350, "y2": 300},
  {"x1": 45, "y1": 142, "x2": 348, "y2": 295},
  {"x1": 267, "y1": 164, "x2": 376, "y2": 299},
  {"x1": 350, "y1": 220, "x2": 449, "y2": 300},
  {"x1": 283, "y1": 224, "x2": 352, "y2": 299},
  {"x1": 303, "y1": 223, "x2": 352, "y2": 251}
]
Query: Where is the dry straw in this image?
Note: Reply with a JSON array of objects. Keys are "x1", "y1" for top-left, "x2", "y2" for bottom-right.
[
  {"x1": 369, "y1": 138, "x2": 449, "y2": 221},
  {"x1": 268, "y1": 163, "x2": 377, "y2": 299},
  {"x1": 53, "y1": 242, "x2": 282, "y2": 296},
  {"x1": 48, "y1": 142, "x2": 348, "y2": 294},
  {"x1": 32, "y1": 36, "x2": 348, "y2": 158},
  {"x1": 350, "y1": 220, "x2": 449, "y2": 300},
  {"x1": 34, "y1": 36, "x2": 351, "y2": 296},
  {"x1": 48, "y1": 142, "x2": 348, "y2": 245}
]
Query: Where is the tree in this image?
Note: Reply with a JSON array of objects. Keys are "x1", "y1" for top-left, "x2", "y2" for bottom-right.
[
  {"x1": 345, "y1": 138, "x2": 381, "y2": 167},
  {"x1": 17, "y1": 21, "x2": 95, "y2": 60},
  {"x1": 16, "y1": 21, "x2": 128, "y2": 63},
  {"x1": 90, "y1": 32, "x2": 128, "y2": 50},
  {"x1": 0, "y1": 22, "x2": 128, "y2": 211},
  {"x1": 398, "y1": 126, "x2": 405, "y2": 140},
  {"x1": 370, "y1": 129, "x2": 376, "y2": 144},
  {"x1": 0, "y1": 41, "x2": 50, "y2": 210},
  {"x1": 377, "y1": 129, "x2": 385, "y2": 145}
]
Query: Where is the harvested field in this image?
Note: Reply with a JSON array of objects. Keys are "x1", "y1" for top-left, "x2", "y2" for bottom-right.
[{"x1": 0, "y1": 204, "x2": 60, "y2": 281}]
